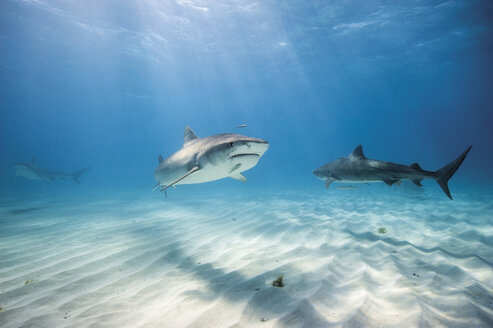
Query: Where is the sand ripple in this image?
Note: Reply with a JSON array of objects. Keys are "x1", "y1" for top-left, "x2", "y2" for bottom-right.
[{"x1": 0, "y1": 190, "x2": 492, "y2": 327}]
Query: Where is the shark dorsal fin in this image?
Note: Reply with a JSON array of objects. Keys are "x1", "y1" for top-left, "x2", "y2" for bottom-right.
[
  {"x1": 349, "y1": 145, "x2": 366, "y2": 159},
  {"x1": 184, "y1": 126, "x2": 198, "y2": 145},
  {"x1": 158, "y1": 155, "x2": 163, "y2": 164},
  {"x1": 410, "y1": 163, "x2": 422, "y2": 171}
]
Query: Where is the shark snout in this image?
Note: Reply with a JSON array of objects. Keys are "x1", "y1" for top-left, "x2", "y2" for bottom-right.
[
  {"x1": 252, "y1": 139, "x2": 269, "y2": 156},
  {"x1": 229, "y1": 138, "x2": 269, "y2": 158},
  {"x1": 312, "y1": 168, "x2": 325, "y2": 180},
  {"x1": 250, "y1": 140, "x2": 269, "y2": 157}
]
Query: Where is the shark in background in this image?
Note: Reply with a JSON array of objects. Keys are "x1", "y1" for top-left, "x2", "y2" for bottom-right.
[
  {"x1": 313, "y1": 145, "x2": 472, "y2": 199},
  {"x1": 14, "y1": 159, "x2": 90, "y2": 184},
  {"x1": 154, "y1": 126, "x2": 269, "y2": 195}
]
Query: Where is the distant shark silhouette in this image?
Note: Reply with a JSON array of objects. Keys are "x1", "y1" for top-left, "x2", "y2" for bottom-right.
[
  {"x1": 154, "y1": 126, "x2": 269, "y2": 194},
  {"x1": 14, "y1": 159, "x2": 90, "y2": 184},
  {"x1": 313, "y1": 145, "x2": 472, "y2": 199}
]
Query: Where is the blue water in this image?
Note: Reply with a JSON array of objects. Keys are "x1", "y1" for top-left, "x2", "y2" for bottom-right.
[
  {"x1": 1, "y1": 0, "x2": 492, "y2": 197},
  {"x1": 1, "y1": 2, "x2": 493, "y2": 326}
]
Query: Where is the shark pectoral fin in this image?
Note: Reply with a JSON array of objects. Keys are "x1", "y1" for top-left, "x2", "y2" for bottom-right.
[
  {"x1": 412, "y1": 179, "x2": 423, "y2": 186},
  {"x1": 229, "y1": 163, "x2": 242, "y2": 174},
  {"x1": 230, "y1": 173, "x2": 247, "y2": 182},
  {"x1": 383, "y1": 179, "x2": 399, "y2": 186},
  {"x1": 160, "y1": 166, "x2": 199, "y2": 192},
  {"x1": 325, "y1": 179, "x2": 333, "y2": 189}
]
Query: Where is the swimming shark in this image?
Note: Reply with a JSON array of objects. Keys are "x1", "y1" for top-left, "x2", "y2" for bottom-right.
[
  {"x1": 14, "y1": 159, "x2": 90, "y2": 184},
  {"x1": 154, "y1": 126, "x2": 269, "y2": 194},
  {"x1": 313, "y1": 145, "x2": 472, "y2": 199}
]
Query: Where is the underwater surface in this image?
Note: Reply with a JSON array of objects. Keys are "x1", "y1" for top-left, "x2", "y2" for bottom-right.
[{"x1": 1, "y1": 1, "x2": 493, "y2": 327}]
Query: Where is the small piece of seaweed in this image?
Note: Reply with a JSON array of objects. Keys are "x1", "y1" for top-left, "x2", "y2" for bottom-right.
[
  {"x1": 24, "y1": 279, "x2": 34, "y2": 285},
  {"x1": 378, "y1": 227, "x2": 387, "y2": 234},
  {"x1": 0, "y1": 306, "x2": 3, "y2": 312},
  {"x1": 272, "y1": 274, "x2": 284, "y2": 288}
]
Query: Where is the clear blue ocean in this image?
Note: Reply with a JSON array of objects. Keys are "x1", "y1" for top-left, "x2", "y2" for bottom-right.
[{"x1": 1, "y1": 1, "x2": 492, "y2": 327}]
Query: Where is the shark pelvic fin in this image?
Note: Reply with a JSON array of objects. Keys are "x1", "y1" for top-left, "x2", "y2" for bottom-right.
[
  {"x1": 350, "y1": 145, "x2": 366, "y2": 159},
  {"x1": 184, "y1": 126, "x2": 198, "y2": 145},
  {"x1": 383, "y1": 179, "x2": 399, "y2": 186},
  {"x1": 230, "y1": 173, "x2": 247, "y2": 182},
  {"x1": 158, "y1": 155, "x2": 163, "y2": 164},
  {"x1": 160, "y1": 166, "x2": 199, "y2": 192}
]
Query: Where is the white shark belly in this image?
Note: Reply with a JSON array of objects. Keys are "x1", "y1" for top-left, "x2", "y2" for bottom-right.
[
  {"x1": 181, "y1": 165, "x2": 230, "y2": 184},
  {"x1": 178, "y1": 156, "x2": 260, "y2": 185}
]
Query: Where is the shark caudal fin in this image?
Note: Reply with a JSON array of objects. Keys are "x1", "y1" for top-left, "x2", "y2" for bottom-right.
[
  {"x1": 434, "y1": 146, "x2": 472, "y2": 200},
  {"x1": 71, "y1": 167, "x2": 90, "y2": 184}
]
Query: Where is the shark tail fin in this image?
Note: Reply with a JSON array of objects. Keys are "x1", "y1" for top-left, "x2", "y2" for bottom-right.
[
  {"x1": 71, "y1": 166, "x2": 90, "y2": 184},
  {"x1": 434, "y1": 146, "x2": 472, "y2": 200}
]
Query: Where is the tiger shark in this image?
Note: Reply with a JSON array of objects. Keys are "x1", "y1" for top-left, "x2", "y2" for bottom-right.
[
  {"x1": 14, "y1": 159, "x2": 90, "y2": 184},
  {"x1": 313, "y1": 145, "x2": 472, "y2": 199},
  {"x1": 154, "y1": 126, "x2": 269, "y2": 194}
]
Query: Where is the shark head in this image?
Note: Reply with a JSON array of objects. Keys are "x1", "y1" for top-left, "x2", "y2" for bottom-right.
[
  {"x1": 200, "y1": 134, "x2": 269, "y2": 171},
  {"x1": 313, "y1": 164, "x2": 331, "y2": 181},
  {"x1": 13, "y1": 162, "x2": 40, "y2": 180},
  {"x1": 13, "y1": 163, "x2": 30, "y2": 174},
  {"x1": 313, "y1": 146, "x2": 366, "y2": 181}
]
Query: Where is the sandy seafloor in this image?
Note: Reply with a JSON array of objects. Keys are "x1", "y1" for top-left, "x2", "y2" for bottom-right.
[{"x1": 1, "y1": 186, "x2": 492, "y2": 328}]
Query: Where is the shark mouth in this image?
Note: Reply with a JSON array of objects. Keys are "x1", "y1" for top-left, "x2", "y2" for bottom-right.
[{"x1": 229, "y1": 153, "x2": 260, "y2": 159}]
